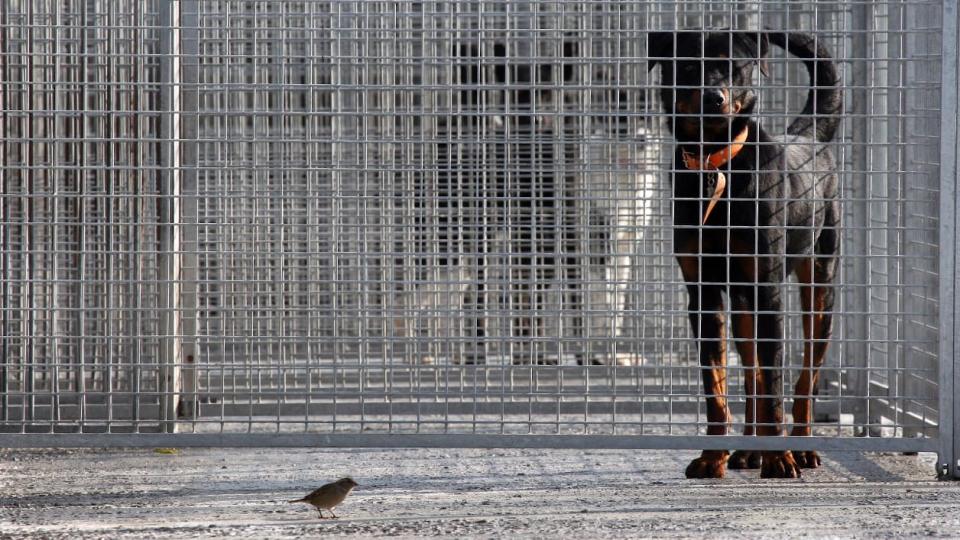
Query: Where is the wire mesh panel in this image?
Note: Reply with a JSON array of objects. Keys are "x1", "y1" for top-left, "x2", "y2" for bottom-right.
[
  {"x1": 1, "y1": 0, "x2": 169, "y2": 432},
  {"x1": 1, "y1": 0, "x2": 956, "y2": 471},
  {"x1": 180, "y1": 0, "x2": 676, "y2": 435}
]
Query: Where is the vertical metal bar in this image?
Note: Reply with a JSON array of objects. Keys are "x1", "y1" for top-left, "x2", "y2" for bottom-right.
[
  {"x1": 846, "y1": 1, "x2": 872, "y2": 434},
  {"x1": 331, "y1": 0, "x2": 343, "y2": 431},
  {"x1": 49, "y1": 0, "x2": 63, "y2": 426},
  {"x1": 50, "y1": 127, "x2": 60, "y2": 425},
  {"x1": 275, "y1": 0, "x2": 287, "y2": 431},
  {"x1": 178, "y1": 0, "x2": 200, "y2": 422},
  {"x1": 105, "y1": 0, "x2": 116, "y2": 428},
  {"x1": 217, "y1": 0, "x2": 229, "y2": 433},
  {"x1": 885, "y1": 1, "x2": 907, "y2": 436},
  {"x1": 75, "y1": 164, "x2": 86, "y2": 426},
  {"x1": 305, "y1": 0, "x2": 317, "y2": 429},
  {"x1": 157, "y1": 0, "x2": 183, "y2": 434},
  {"x1": 867, "y1": 2, "x2": 888, "y2": 436},
  {"x1": 938, "y1": 0, "x2": 959, "y2": 480},
  {"x1": 23, "y1": 0, "x2": 35, "y2": 427},
  {"x1": 75, "y1": 0, "x2": 89, "y2": 430},
  {"x1": 0, "y1": 0, "x2": 9, "y2": 423},
  {"x1": 129, "y1": 0, "x2": 144, "y2": 429}
]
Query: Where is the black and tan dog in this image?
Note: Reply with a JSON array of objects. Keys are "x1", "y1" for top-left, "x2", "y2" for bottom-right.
[{"x1": 647, "y1": 30, "x2": 842, "y2": 478}]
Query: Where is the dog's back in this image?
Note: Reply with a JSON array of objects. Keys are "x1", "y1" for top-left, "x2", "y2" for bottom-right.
[{"x1": 764, "y1": 32, "x2": 842, "y2": 258}]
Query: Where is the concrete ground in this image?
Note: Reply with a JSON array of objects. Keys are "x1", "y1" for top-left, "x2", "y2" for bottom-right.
[{"x1": 1, "y1": 447, "x2": 959, "y2": 539}]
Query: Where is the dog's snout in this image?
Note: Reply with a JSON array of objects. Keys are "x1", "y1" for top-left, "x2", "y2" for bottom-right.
[{"x1": 702, "y1": 89, "x2": 726, "y2": 112}]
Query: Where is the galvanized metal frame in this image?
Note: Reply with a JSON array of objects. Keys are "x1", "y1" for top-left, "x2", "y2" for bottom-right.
[
  {"x1": 0, "y1": 433, "x2": 939, "y2": 452},
  {"x1": 157, "y1": 0, "x2": 184, "y2": 434},
  {"x1": 938, "y1": 0, "x2": 959, "y2": 480},
  {"x1": 0, "y1": 1, "x2": 955, "y2": 478}
]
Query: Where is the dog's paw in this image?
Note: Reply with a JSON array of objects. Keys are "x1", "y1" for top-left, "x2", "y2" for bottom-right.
[
  {"x1": 685, "y1": 452, "x2": 728, "y2": 479},
  {"x1": 728, "y1": 450, "x2": 762, "y2": 469},
  {"x1": 793, "y1": 450, "x2": 822, "y2": 469},
  {"x1": 760, "y1": 451, "x2": 802, "y2": 479}
]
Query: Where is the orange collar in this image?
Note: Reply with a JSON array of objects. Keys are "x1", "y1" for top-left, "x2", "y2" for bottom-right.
[
  {"x1": 681, "y1": 127, "x2": 749, "y2": 170},
  {"x1": 680, "y1": 127, "x2": 749, "y2": 224}
]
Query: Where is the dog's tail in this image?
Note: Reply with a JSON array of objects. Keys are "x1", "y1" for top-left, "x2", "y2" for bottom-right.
[{"x1": 767, "y1": 31, "x2": 842, "y2": 143}]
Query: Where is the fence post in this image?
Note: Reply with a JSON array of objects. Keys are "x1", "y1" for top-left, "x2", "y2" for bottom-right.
[
  {"x1": 176, "y1": 0, "x2": 199, "y2": 420},
  {"x1": 846, "y1": 0, "x2": 873, "y2": 435},
  {"x1": 157, "y1": 0, "x2": 182, "y2": 434},
  {"x1": 939, "y1": 0, "x2": 960, "y2": 480}
]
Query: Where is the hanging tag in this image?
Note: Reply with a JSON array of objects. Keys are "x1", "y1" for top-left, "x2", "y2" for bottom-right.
[{"x1": 701, "y1": 171, "x2": 726, "y2": 225}]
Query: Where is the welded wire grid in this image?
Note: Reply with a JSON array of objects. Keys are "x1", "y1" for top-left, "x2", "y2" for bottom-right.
[{"x1": 0, "y1": 1, "x2": 947, "y2": 448}]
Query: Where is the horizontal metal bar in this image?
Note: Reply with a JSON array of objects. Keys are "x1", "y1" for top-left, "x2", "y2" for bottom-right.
[{"x1": 0, "y1": 433, "x2": 938, "y2": 452}]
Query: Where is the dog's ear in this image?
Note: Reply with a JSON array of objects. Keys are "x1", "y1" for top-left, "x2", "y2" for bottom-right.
[
  {"x1": 647, "y1": 31, "x2": 674, "y2": 72},
  {"x1": 736, "y1": 31, "x2": 770, "y2": 77}
]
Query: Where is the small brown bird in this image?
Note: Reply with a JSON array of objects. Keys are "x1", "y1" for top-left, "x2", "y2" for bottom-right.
[{"x1": 288, "y1": 477, "x2": 358, "y2": 519}]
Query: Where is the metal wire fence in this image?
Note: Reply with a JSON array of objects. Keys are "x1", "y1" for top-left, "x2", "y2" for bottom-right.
[{"x1": 1, "y1": 0, "x2": 957, "y2": 477}]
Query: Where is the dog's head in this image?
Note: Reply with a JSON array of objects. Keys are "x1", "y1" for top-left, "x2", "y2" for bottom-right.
[{"x1": 648, "y1": 30, "x2": 768, "y2": 141}]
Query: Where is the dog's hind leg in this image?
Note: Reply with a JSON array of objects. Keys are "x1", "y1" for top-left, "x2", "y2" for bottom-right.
[
  {"x1": 678, "y1": 253, "x2": 732, "y2": 479},
  {"x1": 791, "y1": 233, "x2": 838, "y2": 468}
]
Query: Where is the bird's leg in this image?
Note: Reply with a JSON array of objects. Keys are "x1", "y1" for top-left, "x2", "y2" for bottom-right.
[
  {"x1": 329, "y1": 509, "x2": 338, "y2": 519},
  {"x1": 316, "y1": 508, "x2": 325, "y2": 519}
]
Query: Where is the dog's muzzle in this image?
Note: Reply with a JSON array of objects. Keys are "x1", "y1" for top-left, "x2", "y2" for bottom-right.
[{"x1": 701, "y1": 89, "x2": 727, "y2": 115}]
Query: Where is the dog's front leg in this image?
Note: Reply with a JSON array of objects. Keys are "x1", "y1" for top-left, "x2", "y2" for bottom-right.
[
  {"x1": 728, "y1": 294, "x2": 762, "y2": 470},
  {"x1": 754, "y1": 282, "x2": 801, "y2": 479},
  {"x1": 678, "y1": 254, "x2": 731, "y2": 479}
]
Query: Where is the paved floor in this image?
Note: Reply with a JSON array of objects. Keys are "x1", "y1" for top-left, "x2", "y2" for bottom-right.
[{"x1": 1, "y1": 447, "x2": 958, "y2": 538}]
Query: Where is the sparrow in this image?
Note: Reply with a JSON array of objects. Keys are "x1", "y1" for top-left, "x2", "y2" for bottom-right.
[{"x1": 288, "y1": 477, "x2": 358, "y2": 519}]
